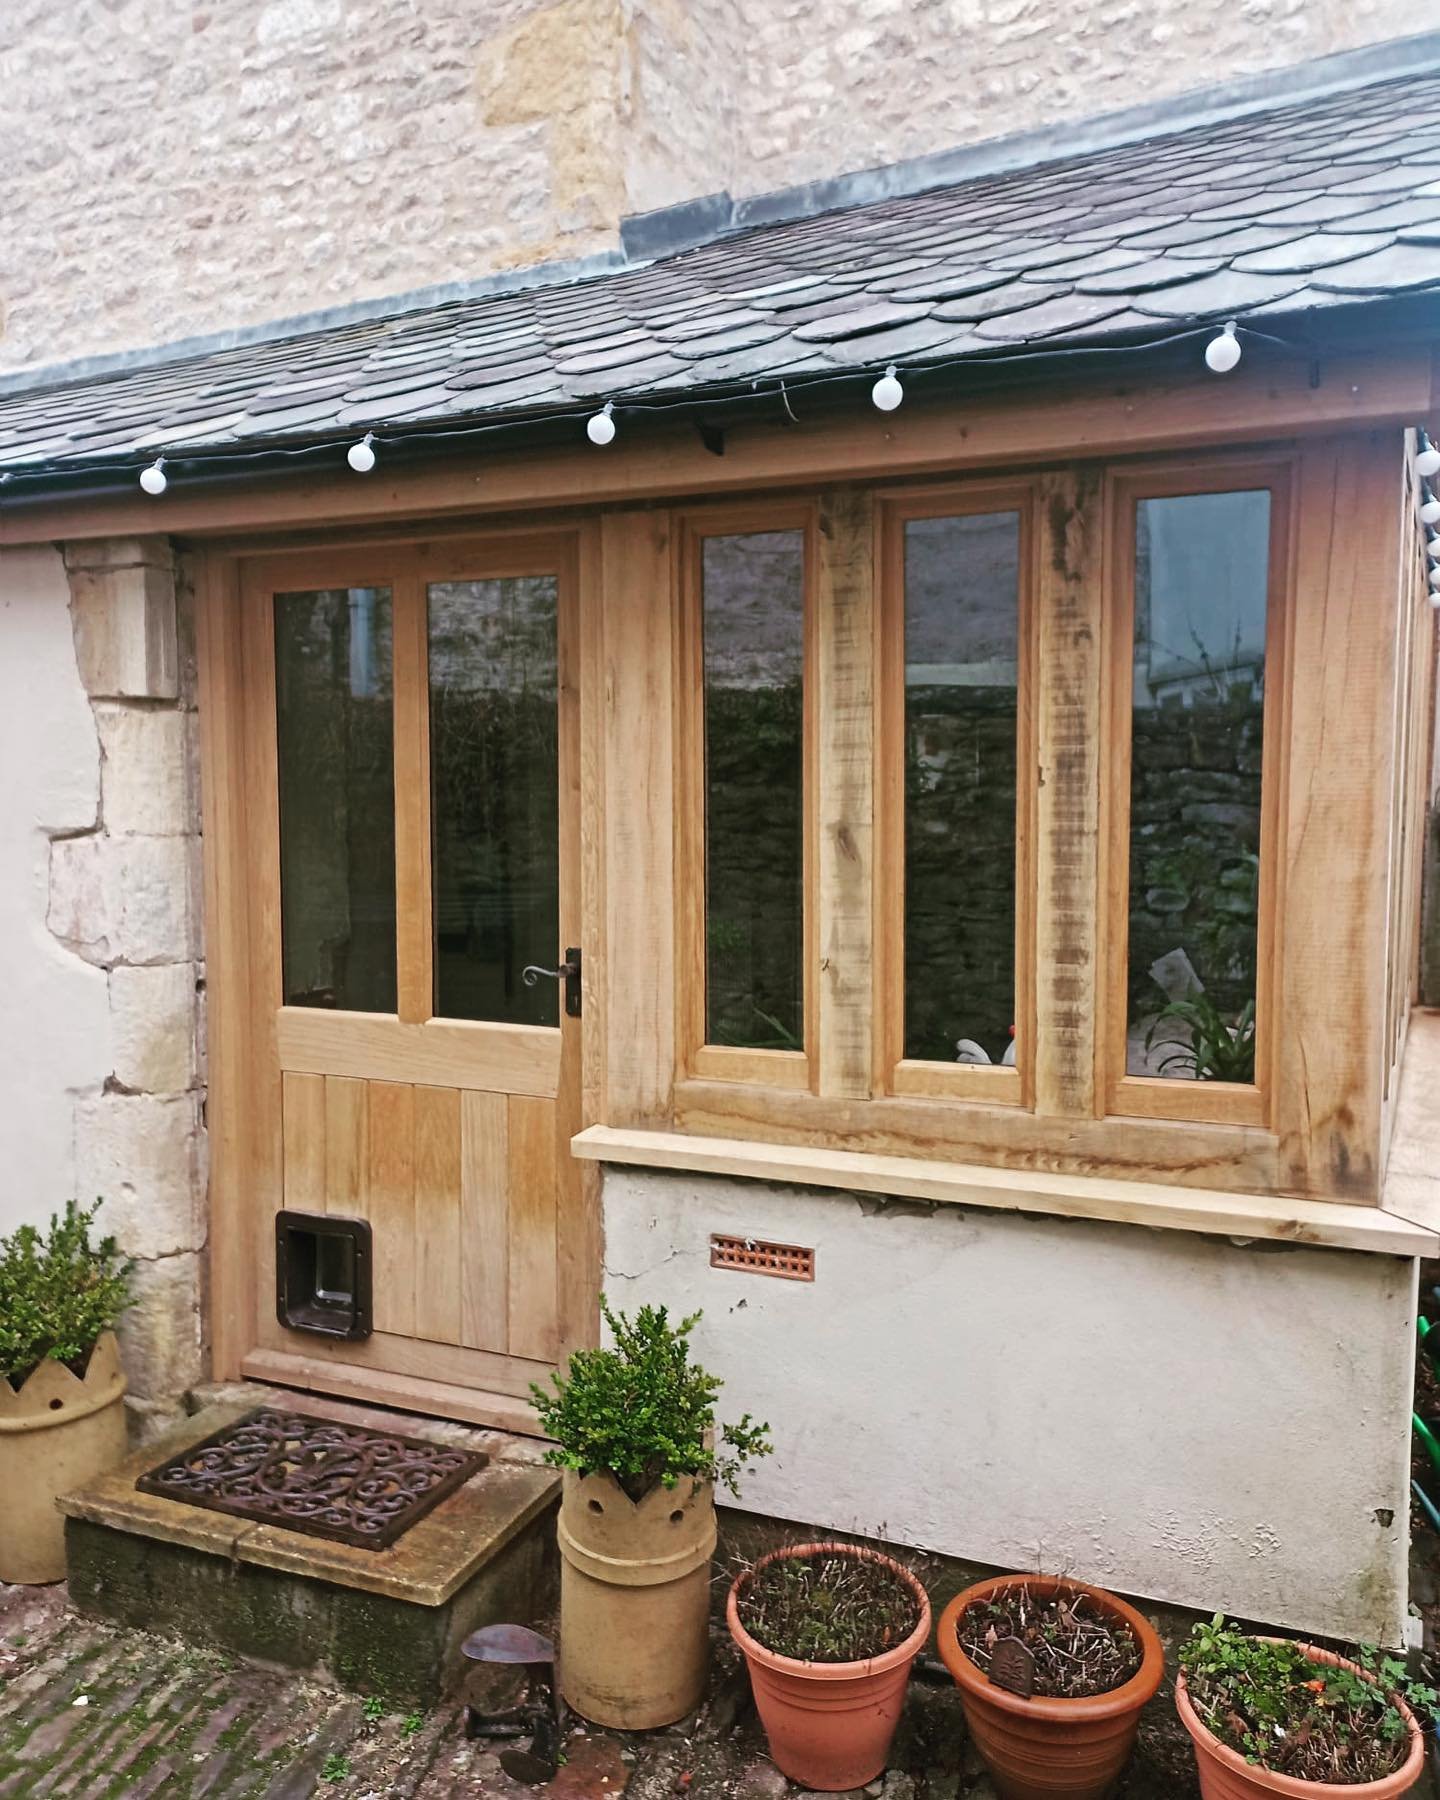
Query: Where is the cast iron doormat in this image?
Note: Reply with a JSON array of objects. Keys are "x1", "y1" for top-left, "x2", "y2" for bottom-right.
[{"x1": 136, "y1": 1408, "x2": 487, "y2": 1550}]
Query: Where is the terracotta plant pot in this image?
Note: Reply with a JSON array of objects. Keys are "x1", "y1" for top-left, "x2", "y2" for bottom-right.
[
  {"x1": 556, "y1": 1468, "x2": 716, "y2": 1729},
  {"x1": 726, "y1": 1541, "x2": 933, "y2": 1793},
  {"x1": 937, "y1": 1574, "x2": 1165, "y2": 1800},
  {"x1": 1174, "y1": 1640, "x2": 1426, "y2": 1799},
  {"x1": 0, "y1": 1331, "x2": 128, "y2": 1584}
]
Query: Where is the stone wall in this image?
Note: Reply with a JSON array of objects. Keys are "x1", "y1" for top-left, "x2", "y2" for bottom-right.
[
  {"x1": 45, "y1": 539, "x2": 207, "y2": 1432},
  {"x1": 0, "y1": 0, "x2": 1422, "y2": 373}
]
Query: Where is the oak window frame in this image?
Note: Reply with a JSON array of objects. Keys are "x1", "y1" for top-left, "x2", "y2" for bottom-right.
[
  {"x1": 1096, "y1": 456, "x2": 1294, "y2": 1130},
  {"x1": 674, "y1": 500, "x2": 820, "y2": 1092},
  {"x1": 874, "y1": 479, "x2": 1038, "y2": 1109}
]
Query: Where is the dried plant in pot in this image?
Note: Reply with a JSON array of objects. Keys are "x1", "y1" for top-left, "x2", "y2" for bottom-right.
[
  {"x1": 726, "y1": 1540, "x2": 933, "y2": 1792},
  {"x1": 1174, "y1": 1615, "x2": 1431, "y2": 1798},
  {"x1": 530, "y1": 1299, "x2": 770, "y2": 1729},
  {"x1": 936, "y1": 1574, "x2": 1165, "y2": 1800},
  {"x1": 0, "y1": 1202, "x2": 133, "y2": 1584}
]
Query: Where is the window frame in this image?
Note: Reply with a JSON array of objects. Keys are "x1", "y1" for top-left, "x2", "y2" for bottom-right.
[
  {"x1": 874, "y1": 479, "x2": 1038, "y2": 1107},
  {"x1": 1096, "y1": 455, "x2": 1294, "y2": 1129},
  {"x1": 674, "y1": 500, "x2": 820, "y2": 1090}
]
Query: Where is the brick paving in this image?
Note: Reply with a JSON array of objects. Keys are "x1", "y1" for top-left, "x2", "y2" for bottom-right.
[{"x1": 0, "y1": 1579, "x2": 1213, "y2": 1800}]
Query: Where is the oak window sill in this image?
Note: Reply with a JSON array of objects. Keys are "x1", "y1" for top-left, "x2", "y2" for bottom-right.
[{"x1": 570, "y1": 1125, "x2": 1437, "y2": 1258}]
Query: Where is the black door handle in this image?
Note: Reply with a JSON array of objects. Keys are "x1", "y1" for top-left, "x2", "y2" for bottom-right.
[{"x1": 521, "y1": 947, "x2": 582, "y2": 1018}]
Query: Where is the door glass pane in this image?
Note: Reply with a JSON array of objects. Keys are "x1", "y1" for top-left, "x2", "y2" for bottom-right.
[
  {"x1": 429, "y1": 576, "x2": 559, "y2": 1026},
  {"x1": 903, "y1": 512, "x2": 1020, "y2": 1067},
  {"x1": 1128, "y1": 490, "x2": 1270, "y2": 1081},
  {"x1": 274, "y1": 587, "x2": 397, "y2": 1012},
  {"x1": 703, "y1": 531, "x2": 805, "y2": 1050}
]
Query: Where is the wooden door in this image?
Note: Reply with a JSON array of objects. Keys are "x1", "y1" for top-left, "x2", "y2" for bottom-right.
[{"x1": 223, "y1": 532, "x2": 595, "y2": 1429}]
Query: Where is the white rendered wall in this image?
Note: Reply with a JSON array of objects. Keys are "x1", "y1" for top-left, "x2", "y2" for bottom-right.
[
  {"x1": 603, "y1": 1167, "x2": 1418, "y2": 1642},
  {"x1": 0, "y1": 547, "x2": 109, "y2": 1237}
]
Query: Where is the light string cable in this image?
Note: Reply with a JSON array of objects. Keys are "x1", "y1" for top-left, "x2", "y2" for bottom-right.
[{"x1": 0, "y1": 317, "x2": 1331, "y2": 498}]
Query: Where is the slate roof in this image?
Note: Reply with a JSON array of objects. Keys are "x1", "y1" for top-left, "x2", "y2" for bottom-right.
[{"x1": 3, "y1": 63, "x2": 1440, "y2": 479}]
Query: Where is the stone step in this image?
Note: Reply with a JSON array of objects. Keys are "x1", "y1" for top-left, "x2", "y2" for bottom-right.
[{"x1": 57, "y1": 1386, "x2": 559, "y2": 1709}]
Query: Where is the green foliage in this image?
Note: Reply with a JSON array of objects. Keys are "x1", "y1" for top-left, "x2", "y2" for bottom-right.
[
  {"x1": 361, "y1": 1695, "x2": 385, "y2": 1723},
  {"x1": 0, "y1": 1201, "x2": 134, "y2": 1387},
  {"x1": 1179, "y1": 1615, "x2": 1435, "y2": 1784},
  {"x1": 735, "y1": 1548, "x2": 921, "y2": 1664},
  {"x1": 400, "y1": 1711, "x2": 424, "y2": 1738},
  {"x1": 321, "y1": 1752, "x2": 351, "y2": 1783},
  {"x1": 529, "y1": 1299, "x2": 771, "y2": 1501},
  {"x1": 1146, "y1": 991, "x2": 1256, "y2": 1082}
]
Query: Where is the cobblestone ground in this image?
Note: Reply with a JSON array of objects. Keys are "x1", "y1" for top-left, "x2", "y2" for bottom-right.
[{"x1": 0, "y1": 1581, "x2": 1209, "y2": 1800}]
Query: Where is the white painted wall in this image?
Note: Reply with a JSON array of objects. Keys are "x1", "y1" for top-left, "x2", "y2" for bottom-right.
[
  {"x1": 604, "y1": 1168, "x2": 1418, "y2": 1642},
  {"x1": 0, "y1": 547, "x2": 110, "y2": 1237}
]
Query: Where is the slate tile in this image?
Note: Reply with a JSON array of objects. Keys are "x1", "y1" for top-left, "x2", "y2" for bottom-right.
[
  {"x1": 971, "y1": 290, "x2": 1133, "y2": 339},
  {"x1": 1338, "y1": 195, "x2": 1440, "y2": 232},
  {"x1": 1261, "y1": 193, "x2": 1388, "y2": 227},
  {"x1": 1310, "y1": 241, "x2": 1440, "y2": 293},
  {"x1": 552, "y1": 339, "x2": 677, "y2": 376},
  {"x1": 1332, "y1": 162, "x2": 1440, "y2": 195},
  {"x1": 665, "y1": 322, "x2": 791, "y2": 359},
  {"x1": 446, "y1": 356, "x2": 558, "y2": 391},
  {"x1": 658, "y1": 308, "x2": 777, "y2": 343},
  {"x1": 1165, "y1": 222, "x2": 1306, "y2": 258},
  {"x1": 1078, "y1": 255, "x2": 1224, "y2": 293},
  {"x1": 1131, "y1": 268, "x2": 1305, "y2": 316},
  {"x1": 931, "y1": 281, "x2": 1071, "y2": 323},
  {"x1": 792, "y1": 300, "x2": 933, "y2": 342},
  {"x1": 809, "y1": 316, "x2": 987, "y2": 362},
  {"x1": 884, "y1": 266, "x2": 1013, "y2": 301},
  {"x1": 1233, "y1": 231, "x2": 1395, "y2": 274}
]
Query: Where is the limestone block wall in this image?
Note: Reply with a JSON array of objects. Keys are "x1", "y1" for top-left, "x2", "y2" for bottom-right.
[
  {"x1": 602, "y1": 1165, "x2": 1418, "y2": 1643},
  {"x1": 0, "y1": 0, "x2": 1422, "y2": 373},
  {"x1": 41, "y1": 539, "x2": 207, "y2": 1431}
]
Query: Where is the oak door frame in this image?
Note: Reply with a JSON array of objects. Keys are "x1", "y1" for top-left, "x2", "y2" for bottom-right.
[{"x1": 196, "y1": 529, "x2": 600, "y2": 1426}]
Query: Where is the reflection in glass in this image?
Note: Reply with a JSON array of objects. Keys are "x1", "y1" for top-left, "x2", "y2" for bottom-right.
[
  {"x1": 429, "y1": 577, "x2": 559, "y2": 1026},
  {"x1": 703, "y1": 531, "x2": 805, "y2": 1050},
  {"x1": 275, "y1": 588, "x2": 397, "y2": 1012},
  {"x1": 903, "y1": 513, "x2": 1020, "y2": 1066},
  {"x1": 1127, "y1": 491, "x2": 1270, "y2": 1081}
]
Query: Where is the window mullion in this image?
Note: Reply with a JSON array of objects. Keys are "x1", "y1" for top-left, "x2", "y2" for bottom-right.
[
  {"x1": 815, "y1": 486, "x2": 877, "y2": 1099},
  {"x1": 1034, "y1": 466, "x2": 1105, "y2": 1119}
]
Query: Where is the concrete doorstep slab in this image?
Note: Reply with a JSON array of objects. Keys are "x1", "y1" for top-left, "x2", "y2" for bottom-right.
[{"x1": 56, "y1": 1391, "x2": 560, "y2": 1708}]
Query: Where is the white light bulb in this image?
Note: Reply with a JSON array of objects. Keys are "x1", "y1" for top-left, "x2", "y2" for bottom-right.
[
  {"x1": 347, "y1": 433, "x2": 377, "y2": 474},
  {"x1": 1430, "y1": 563, "x2": 1440, "y2": 591},
  {"x1": 1422, "y1": 495, "x2": 1440, "y2": 526},
  {"x1": 138, "y1": 458, "x2": 167, "y2": 497},
  {"x1": 1417, "y1": 442, "x2": 1440, "y2": 478},
  {"x1": 587, "y1": 403, "x2": 616, "y2": 447},
  {"x1": 1429, "y1": 534, "x2": 1440, "y2": 562},
  {"x1": 871, "y1": 365, "x2": 904, "y2": 412},
  {"x1": 1204, "y1": 322, "x2": 1242, "y2": 374}
]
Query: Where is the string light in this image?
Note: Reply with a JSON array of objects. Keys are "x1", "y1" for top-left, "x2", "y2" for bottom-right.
[
  {"x1": 138, "y1": 457, "x2": 167, "y2": 496},
  {"x1": 1204, "y1": 322, "x2": 1242, "y2": 374},
  {"x1": 1429, "y1": 533, "x2": 1440, "y2": 562},
  {"x1": 1422, "y1": 493, "x2": 1440, "y2": 526},
  {"x1": 1416, "y1": 436, "x2": 1440, "y2": 479},
  {"x1": 1430, "y1": 564, "x2": 1440, "y2": 591},
  {"x1": 346, "y1": 432, "x2": 376, "y2": 474},
  {"x1": 586, "y1": 402, "x2": 616, "y2": 447},
  {"x1": 871, "y1": 365, "x2": 904, "y2": 412},
  {"x1": 0, "y1": 321, "x2": 1335, "y2": 500}
]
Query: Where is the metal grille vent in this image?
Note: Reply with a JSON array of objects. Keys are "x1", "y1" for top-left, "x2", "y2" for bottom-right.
[{"x1": 709, "y1": 1234, "x2": 814, "y2": 1281}]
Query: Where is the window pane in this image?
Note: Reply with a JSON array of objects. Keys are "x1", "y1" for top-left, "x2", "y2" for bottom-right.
[
  {"x1": 1128, "y1": 491, "x2": 1270, "y2": 1081},
  {"x1": 703, "y1": 531, "x2": 805, "y2": 1050},
  {"x1": 274, "y1": 587, "x2": 396, "y2": 1012},
  {"x1": 903, "y1": 513, "x2": 1020, "y2": 1066},
  {"x1": 429, "y1": 576, "x2": 559, "y2": 1026}
]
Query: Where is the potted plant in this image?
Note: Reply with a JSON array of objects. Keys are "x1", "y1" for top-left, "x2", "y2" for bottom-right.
[
  {"x1": 1174, "y1": 1614, "x2": 1431, "y2": 1797},
  {"x1": 530, "y1": 1299, "x2": 770, "y2": 1730},
  {"x1": 0, "y1": 1201, "x2": 133, "y2": 1584},
  {"x1": 936, "y1": 1573, "x2": 1165, "y2": 1800},
  {"x1": 726, "y1": 1539, "x2": 932, "y2": 1791}
]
